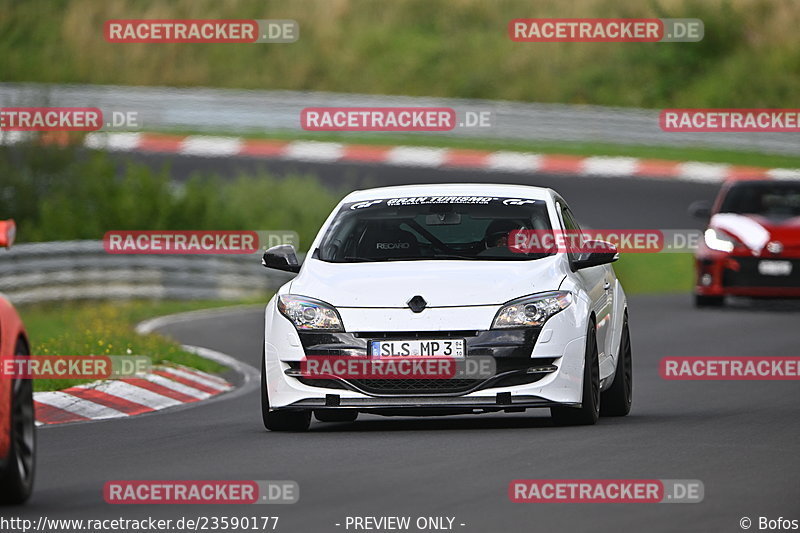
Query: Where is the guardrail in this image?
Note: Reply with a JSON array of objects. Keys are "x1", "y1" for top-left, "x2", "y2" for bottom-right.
[
  {"x1": 0, "y1": 241, "x2": 294, "y2": 304},
  {"x1": 1, "y1": 83, "x2": 798, "y2": 156}
]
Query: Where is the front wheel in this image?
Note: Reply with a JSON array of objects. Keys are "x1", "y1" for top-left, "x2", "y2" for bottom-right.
[
  {"x1": 694, "y1": 293, "x2": 724, "y2": 307},
  {"x1": 260, "y1": 348, "x2": 310, "y2": 432},
  {"x1": 550, "y1": 322, "x2": 600, "y2": 426},
  {"x1": 0, "y1": 337, "x2": 36, "y2": 504},
  {"x1": 601, "y1": 314, "x2": 632, "y2": 417},
  {"x1": 263, "y1": 409, "x2": 311, "y2": 432}
]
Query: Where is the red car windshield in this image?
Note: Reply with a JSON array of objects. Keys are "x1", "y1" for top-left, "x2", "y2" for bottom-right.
[{"x1": 719, "y1": 182, "x2": 800, "y2": 219}]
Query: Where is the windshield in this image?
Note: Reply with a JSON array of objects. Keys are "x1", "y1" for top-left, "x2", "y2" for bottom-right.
[
  {"x1": 719, "y1": 182, "x2": 800, "y2": 219},
  {"x1": 316, "y1": 196, "x2": 554, "y2": 262}
]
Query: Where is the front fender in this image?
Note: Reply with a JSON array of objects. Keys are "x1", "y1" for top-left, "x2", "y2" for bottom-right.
[{"x1": 0, "y1": 294, "x2": 28, "y2": 461}]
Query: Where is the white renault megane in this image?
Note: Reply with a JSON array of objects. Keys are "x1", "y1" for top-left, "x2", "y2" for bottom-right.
[{"x1": 261, "y1": 184, "x2": 632, "y2": 431}]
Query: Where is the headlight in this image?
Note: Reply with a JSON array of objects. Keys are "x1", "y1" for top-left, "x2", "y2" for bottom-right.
[
  {"x1": 704, "y1": 228, "x2": 741, "y2": 253},
  {"x1": 277, "y1": 295, "x2": 344, "y2": 331},
  {"x1": 491, "y1": 291, "x2": 572, "y2": 329}
]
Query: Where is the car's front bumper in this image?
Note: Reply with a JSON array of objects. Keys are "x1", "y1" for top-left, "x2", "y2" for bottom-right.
[
  {"x1": 264, "y1": 298, "x2": 588, "y2": 411},
  {"x1": 695, "y1": 254, "x2": 800, "y2": 298}
]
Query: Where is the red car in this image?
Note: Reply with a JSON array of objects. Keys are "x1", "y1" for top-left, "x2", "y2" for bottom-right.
[
  {"x1": 0, "y1": 219, "x2": 35, "y2": 504},
  {"x1": 692, "y1": 180, "x2": 800, "y2": 307}
]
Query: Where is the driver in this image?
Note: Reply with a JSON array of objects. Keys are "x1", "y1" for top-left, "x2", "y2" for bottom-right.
[{"x1": 483, "y1": 219, "x2": 524, "y2": 250}]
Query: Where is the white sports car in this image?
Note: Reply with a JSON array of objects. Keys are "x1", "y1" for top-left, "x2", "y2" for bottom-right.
[{"x1": 261, "y1": 184, "x2": 632, "y2": 431}]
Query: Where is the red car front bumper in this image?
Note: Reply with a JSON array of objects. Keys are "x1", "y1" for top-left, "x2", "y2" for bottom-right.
[{"x1": 695, "y1": 252, "x2": 800, "y2": 298}]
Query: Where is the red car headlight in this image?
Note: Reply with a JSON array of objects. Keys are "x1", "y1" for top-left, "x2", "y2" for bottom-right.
[{"x1": 704, "y1": 228, "x2": 745, "y2": 253}]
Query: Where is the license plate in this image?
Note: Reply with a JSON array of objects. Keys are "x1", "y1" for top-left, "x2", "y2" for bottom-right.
[
  {"x1": 369, "y1": 339, "x2": 465, "y2": 357},
  {"x1": 758, "y1": 260, "x2": 793, "y2": 276}
]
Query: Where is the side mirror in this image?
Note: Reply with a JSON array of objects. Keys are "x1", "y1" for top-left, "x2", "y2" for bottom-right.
[
  {"x1": 688, "y1": 200, "x2": 712, "y2": 219},
  {"x1": 262, "y1": 244, "x2": 300, "y2": 274},
  {"x1": 571, "y1": 240, "x2": 619, "y2": 271},
  {"x1": 0, "y1": 219, "x2": 16, "y2": 249}
]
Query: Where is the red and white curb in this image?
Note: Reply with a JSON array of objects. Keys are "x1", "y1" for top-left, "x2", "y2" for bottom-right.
[
  {"x1": 33, "y1": 305, "x2": 263, "y2": 426},
  {"x1": 33, "y1": 364, "x2": 232, "y2": 426},
  {"x1": 74, "y1": 132, "x2": 800, "y2": 183}
]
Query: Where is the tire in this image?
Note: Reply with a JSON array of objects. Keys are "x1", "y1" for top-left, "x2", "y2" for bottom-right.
[
  {"x1": 550, "y1": 321, "x2": 600, "y2": 426},
  {"x1": 314, "y1": 410, "x2": 358, "y2": 423},
  {"x1": 694, "y1": 294, "x2": 724, "y2": 307},
  {"x1": 0, "y1": 337, "x2": 36, "y2": 505},
  {"x1": 260, "y1": 348, "x2": 311, "y2": 432},
  {"x1": 601, "y1": 314, "x2": 632, "y2": 417}
]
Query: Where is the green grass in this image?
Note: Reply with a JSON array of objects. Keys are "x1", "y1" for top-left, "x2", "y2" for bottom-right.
[
  {"x1": 18, "y1": 299, "x2": 261, "y2": 392},
  {"x1": 158, "y1": 128, "x2": 800, "y2": 169},
  {"x1": 2, "y1": 0, "x2": 798, "y2": 108},
  {"x1": 613, "y1": 253, "x2": 694, "y2": 295}
]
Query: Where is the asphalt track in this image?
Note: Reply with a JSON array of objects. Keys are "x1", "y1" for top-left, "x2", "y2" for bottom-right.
[{"x1": 11, "y1": 156, "x2": 800, "y2": 533}]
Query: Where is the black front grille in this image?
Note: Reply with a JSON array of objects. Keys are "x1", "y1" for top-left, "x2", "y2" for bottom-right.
[
  {"x1": 348, "y1": 378, "x2": 482, "y2": 394},
  {"x1": 287, "y1": 330, "x2": 550, "y2": 396}
]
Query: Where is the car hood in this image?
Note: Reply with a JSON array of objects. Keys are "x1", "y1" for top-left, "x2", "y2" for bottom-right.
[
  {"x1": 711, "y1": 213, "x2": 800, "y2": 254},
  {"x1": 289, "y1": 256, "x2": 567, "y2": 308}
]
